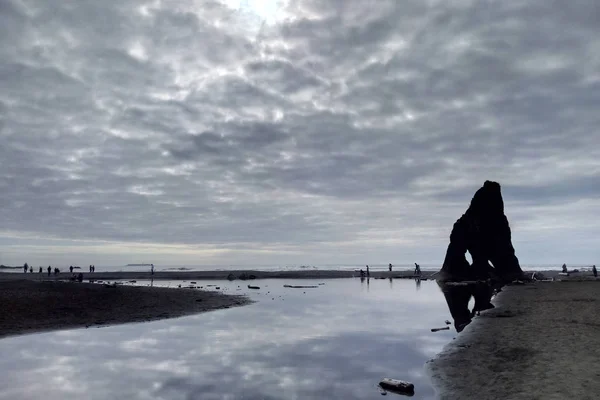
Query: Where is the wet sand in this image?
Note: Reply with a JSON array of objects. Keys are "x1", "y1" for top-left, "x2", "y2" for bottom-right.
[
  {"x1": 0, "y1": 280, "x2": 249, "y2": 340},
  {"x1": 428, "y1": 280, "x2": 600, "y2": 400}
]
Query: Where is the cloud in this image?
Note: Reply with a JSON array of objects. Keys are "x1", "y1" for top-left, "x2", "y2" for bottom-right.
[{"x1": 1, "y1": 0, "x2": 599, "y2": 265}]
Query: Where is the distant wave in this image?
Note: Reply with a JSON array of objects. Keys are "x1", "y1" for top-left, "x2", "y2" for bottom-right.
[{"x1": 0, "y1": 265, "x2": 21, "y2": 269}]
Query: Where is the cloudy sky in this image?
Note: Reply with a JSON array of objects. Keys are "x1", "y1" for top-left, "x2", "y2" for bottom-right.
[{"x1": 1, "y1": 0, "x2": 599, "y2": 267}]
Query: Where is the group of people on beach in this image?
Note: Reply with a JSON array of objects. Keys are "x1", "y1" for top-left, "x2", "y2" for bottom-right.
[
  {"x1": 22, "y1": 263, "x2": 97, "y2": 276},
  {"x1": 359, "y1": 263, "x2": 421, "y2": 278},
  {"x1": 561, "y1": 263, "x2": 597, "y2": 277}
]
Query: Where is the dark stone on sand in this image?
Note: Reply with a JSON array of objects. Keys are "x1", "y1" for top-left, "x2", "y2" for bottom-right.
[
  {"x1": 227, "y1": 273, "x2": 236, "y2": 281},
  {"x1": 238, "y1": 273, "x2": 256, "y2": 280},
  {"x1": 438, "y1": 181, "x2": 523, "y2": 283},
  {"x1": 247, "y1": 285, "x2": 260, "y2": 289}
]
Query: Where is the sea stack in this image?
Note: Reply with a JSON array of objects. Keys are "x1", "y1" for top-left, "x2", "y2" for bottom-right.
[{"x1": 438, "y1": 180, "x2": 523, "y2": 282}]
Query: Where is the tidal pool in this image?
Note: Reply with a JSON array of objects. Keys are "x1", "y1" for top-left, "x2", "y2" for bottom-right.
[{"x1": 0, "y1": 278, "x2": 457, "y2": 399}]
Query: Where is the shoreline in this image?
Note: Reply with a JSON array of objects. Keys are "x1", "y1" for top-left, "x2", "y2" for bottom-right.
[
  {"x1": 427, "y1": 280, "x2": 600, "y2": 400},
  {"x1": 0, "y1": 280, "x2": 250, "y2": 340},
  {"x1": 0, "y1": 268, "x2": 594, "y2": 282},
  {"x1": 0, "y1": 269, "x2": 435, "y2": 281}
]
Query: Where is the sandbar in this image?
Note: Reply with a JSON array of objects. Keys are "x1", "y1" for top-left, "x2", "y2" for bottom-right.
[{"x1": 0, "y1": 280, "x2": 249, "y2": 340}]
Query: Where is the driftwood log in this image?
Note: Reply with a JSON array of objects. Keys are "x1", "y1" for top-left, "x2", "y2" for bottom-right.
[
  {"x1": 379, "y1": 378, "x2": 415, "y2": 396},
  {"x1": 283, "y1": 285, "x2": 318, "y2": 289}
]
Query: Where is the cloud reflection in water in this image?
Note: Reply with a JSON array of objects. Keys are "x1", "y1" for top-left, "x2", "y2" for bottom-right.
[{"x1": 0, "y1": 279, "x2": 454, "y2": 399}]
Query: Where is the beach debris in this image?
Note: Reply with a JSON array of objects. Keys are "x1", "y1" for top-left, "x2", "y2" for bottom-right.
[
  {"x1": 531, "y1": 272, "x2": 546, "y2": 281},
  {"x1": 445, "y1": 320, "x2": 451, "y2": 325},
  {"x1": 318, "y1": 283, "x2": 325, "y2": 285},
  {"x1": 128, "y1": 280, "x2": 137, "y2": 283},
  {"x1": 247, "y1": 285, "x2": 260, "y2": 289},
  {"x1": 378, "y1": 378, "x2": 415, "y2": 396},
  {"x1": 445, "y1": 281, "x2": 471, "y2": 286},
  {"x1": 438, "y1": 181, "x2": 523, "y2": 283},
  {"x1": 283, "y1": 285, "x2": 318, "y2": 289},
  {"x1": 190, "y1": 281, "x2": 197, "y2": 284},
  {"x1": 431, "y1": 327, "x2": 450, "y2": 332},
  {"x1": 215, "y1": 286, "x2": 220, "y2": 289}
]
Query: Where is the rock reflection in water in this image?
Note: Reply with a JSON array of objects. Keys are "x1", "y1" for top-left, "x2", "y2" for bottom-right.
[{"x1": 437, "y1": 281, "x2": 501, "y2": 332}]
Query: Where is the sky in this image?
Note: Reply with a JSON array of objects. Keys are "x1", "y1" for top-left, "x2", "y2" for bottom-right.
[{"x1": 1, "y1": 0, "x2": 599, "y2": 267}]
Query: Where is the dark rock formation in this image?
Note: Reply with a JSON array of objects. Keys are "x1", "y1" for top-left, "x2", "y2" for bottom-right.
[{"x1": 439, "y1": 180, "x2": 523, "y2": 283}]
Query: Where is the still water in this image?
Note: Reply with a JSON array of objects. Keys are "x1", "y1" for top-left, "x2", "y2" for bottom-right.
[{"x1": 0, "y1": 279, "x2": 457, "y2": 399}]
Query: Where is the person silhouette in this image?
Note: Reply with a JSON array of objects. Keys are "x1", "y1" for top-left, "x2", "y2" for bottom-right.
[
  {"x1": 414, "y1": 263, "x2": 421, "y2": 275},
  {"x1": 593, "y1": 265, "x2": 597, "y2": 278},
  {"x1": 47, "y1": 266, "x2": 51, "y2": 276},
  {"x1": 389, "y1": 263, "x2": 392, "y2": 272}
]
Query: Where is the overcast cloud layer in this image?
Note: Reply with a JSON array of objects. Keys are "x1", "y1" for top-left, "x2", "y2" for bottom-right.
[{"x1": 1, "y1": 0, "x2": 599, "y2": 266}]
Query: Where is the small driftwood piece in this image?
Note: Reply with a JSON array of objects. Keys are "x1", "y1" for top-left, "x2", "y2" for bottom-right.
[
  {"x1": 431, "y1": 327, "x2": 450, "y2": 332},
  {"x1": 247, "y1": 285, "x2": 260, "y2": 289},
  {"x1": 283, "y1": 284, "x2": 318, "y2": 289},
  {"x1": 379, "y1": 378, "x2": 415, "y2": 396}
]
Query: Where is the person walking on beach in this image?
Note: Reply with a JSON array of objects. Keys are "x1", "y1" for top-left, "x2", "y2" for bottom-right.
[
  {"x1": 593, "y1": 265, "x2": 597, "y2": 278},
  {"x1": 69, "y1": 266, "x2": 74, "y2": 274},
  {"x1": 29, "y1": 266, "x2": 33, "y2": 273},
  {"x1": 47, "y1": 266, "x2": 51, "y2": 276},
  {"x1": 38, "y1": 266, "x2": 42, "y2": 274},
  {"x1": 23, "y1": 263, "x2": 28, "y2": 273},
  {"x1": 389, "y1": 263, "x2": 393, "y2": 272},
  {"x1": 151, "y1": 264, "x2": 154, "y2": 275},
  {"x1": 562, "y1": 264, "x2": 568, "y2": 273},
  {"x1": 414, "y1": 263, "x2": 421, "y2": 276},
  {"x1": 366, "y1": 265, "x2": 370, "y2": 277}
]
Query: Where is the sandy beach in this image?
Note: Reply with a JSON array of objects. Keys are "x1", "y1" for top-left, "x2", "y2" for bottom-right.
[
  {"x1": 0, "y1": 280, "x2": 249, "y2": 340},
  {"x1": 428, "y1": 280, "x2": 600, "y2": 400}
]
